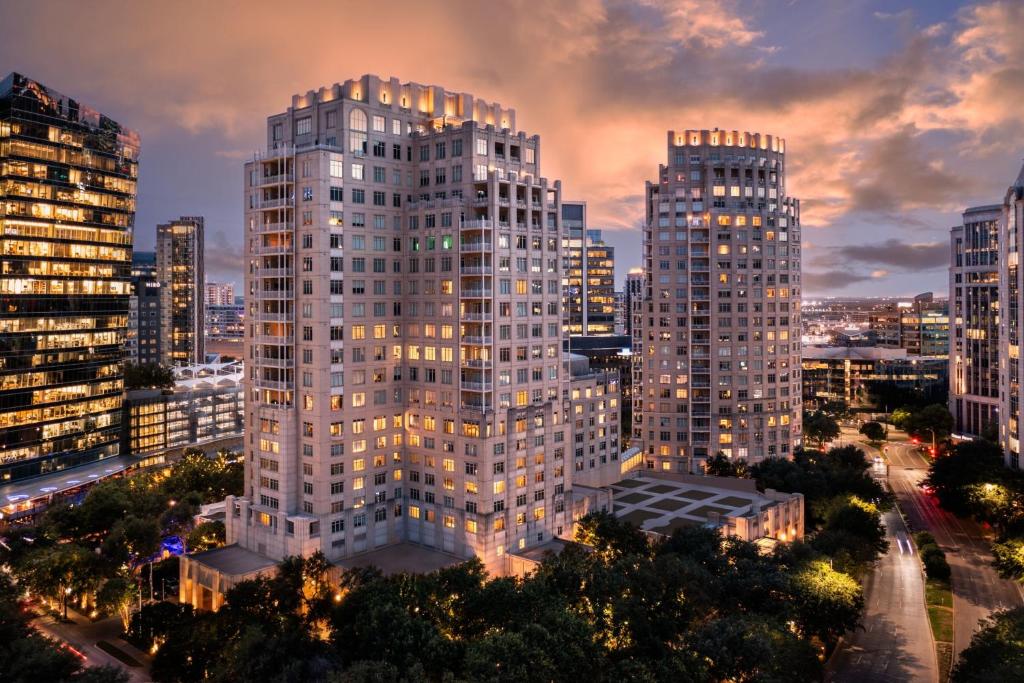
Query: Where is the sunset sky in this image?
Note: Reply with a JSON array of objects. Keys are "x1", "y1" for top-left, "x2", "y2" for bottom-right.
[{"x1": 2, "y1": 0, "x2": 1022, "y2": 296}]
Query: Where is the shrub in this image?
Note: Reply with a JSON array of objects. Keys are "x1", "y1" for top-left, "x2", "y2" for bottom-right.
[
  {"x1": 920, "y1": 544, "x2": 951, "y2": 581},
  {"x1": 913, "y1": 531, "x2": 938, "y2": 548}
]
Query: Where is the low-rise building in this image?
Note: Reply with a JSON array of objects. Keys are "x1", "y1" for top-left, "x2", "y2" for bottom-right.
[
  {"x1": 124, "y1": 361, "x2": 244, "y2": 457},
  {"x1": 802, "y1": 346, "x2": 947, "y2": 408},
  {"x1": 608, "y1": 472, "x2": 804, "y2": 543}
]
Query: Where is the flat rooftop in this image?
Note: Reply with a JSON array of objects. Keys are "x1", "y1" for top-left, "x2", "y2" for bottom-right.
[
  {"x1": 188, "y1": 544, "x2": 277, "y2": 576},
  {"x1": 335, "y1": 543, "x2": 465, "y2": 575},
  {"x1": 0, "y1": 454, "x2": 138, "y2": 506},
  {"x1": 611, "y1": 472, "x2": 791, "y2": 535}
]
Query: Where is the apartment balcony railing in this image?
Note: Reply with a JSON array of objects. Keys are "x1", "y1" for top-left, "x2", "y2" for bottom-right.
[
  {"x1": 258, "y1": 221, "x2": 292, "y2": 233},
  {"x1": 255, "y1": 334, "x2": 295, "y2": 345},
  {"x1": 460, "y1": 288, "x2": 492, "y2": 298},
  {"x1": 254, "y1": 378, "x2": 293, "y2": 391},
  {"x1": 253, "y1": 243, "x2": 293, "y2": 255},
  {"x1": 257, "y1": 172, "x2": 294, "y2": 186},
  {"x1": 258, "y1": 267, "x2": 294, "y2": 278},
  {"x1": 460, "y1": 265, "x2": 492, "y2": 275},
  {"x1": 461, "y1": 358, "x2": 493, "y2": 369},
  {"x1": 462, "y1": 381, "x2": 493, "y2": 392},
  {"x1": 461, "y1": 312, "x2": 490, "y2": 322},
  {"x1": 260, "y1": 197, "x2": 292, "y2": 209},
  {"x1": 460, "y1": 241, "x2": 492, "y2": 252},
  {"x1": 256, "y1": 311, "x2": 292, "y2": 322},
  {"x1": 462, "y1": 219, "x2": 492, "y2": 229},
  {"x1": 462, "y1": 335, "x2": 493, "y2": 344}
]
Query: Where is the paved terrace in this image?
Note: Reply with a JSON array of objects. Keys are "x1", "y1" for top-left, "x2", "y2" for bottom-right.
[{"x1": 611, "y1": 472, "x2": 782, "y2": 535}]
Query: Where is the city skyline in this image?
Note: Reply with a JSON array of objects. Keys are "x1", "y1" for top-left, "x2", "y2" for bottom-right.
[{"x1": 2, "y1": 0, "x2": 1022, "y2": 295}]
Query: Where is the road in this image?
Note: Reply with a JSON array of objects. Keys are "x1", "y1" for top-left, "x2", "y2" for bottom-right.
[
  {"x1": 828, "y1": 504, "x2": 938, "y2": 682},
  {"x1": 882, "y1": 437, "x2": 1023, "y2": 658},
  {"x1": 31, "y1": 611, "x2": 151, "y2": 682}
]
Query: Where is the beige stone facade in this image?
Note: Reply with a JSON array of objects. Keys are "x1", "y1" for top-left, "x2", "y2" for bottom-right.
[
  {"x1": 634, "y1": 130, "x2": 802, "y2": 472},
  {"x1": 229, "y1": 75, "x2": 571, "y2": 573}
]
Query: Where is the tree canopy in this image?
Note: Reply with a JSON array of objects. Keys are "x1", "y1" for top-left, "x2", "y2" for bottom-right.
[
  {"x1": 952, "y1": 607, "x2": 1024, "y2": 682},
  {"x1": 140, "y1": 517, "x2": 865, "y2": 682},
  {"x1": 124, "y1": 363, "x2": 175, "y2": 390},
  {"x1": 802, "y1": 411, "x2": 841, "y2": 450}
]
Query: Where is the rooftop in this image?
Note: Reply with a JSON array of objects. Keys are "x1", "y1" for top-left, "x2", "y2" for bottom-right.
[
  {"x1": 335, "y1": 543, "x2": 465, "y2": 575},
  {"x1": 0, "y1": 454, "x2": 138, "y2": 507},
  {"x1": 188, "y1": 544, "x2": 277, "y2": 577},
  {"x1": 611, "y1": 472, "x2": 798, "y2": 535}
]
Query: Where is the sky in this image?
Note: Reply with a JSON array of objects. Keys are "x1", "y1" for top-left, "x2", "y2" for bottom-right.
[{"x1": 2, "y1": 0, "x2": 1022, "y2": 297}]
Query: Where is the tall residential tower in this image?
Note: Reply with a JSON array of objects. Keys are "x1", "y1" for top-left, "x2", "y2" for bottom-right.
[
  {"x1": 634, "y1": 129, "x2": 801, "y2": 472},
  {"x1": 999, "y1": 162, "x2": 1024, "y2": 469},
  {"x1": 0, "y1": 73, "x2": 139, "y2": 483},
  {"x1": 950, "y1": 205, "x2": 1000, "y2": 439},
  {"x1": 228, "y1": 75, "x2": 569, "y2": 570}
]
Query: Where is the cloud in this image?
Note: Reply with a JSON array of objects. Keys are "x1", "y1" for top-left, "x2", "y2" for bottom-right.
[
  {"x1": 2, "y1": 0, "x2": 1021, "y2": 296},
  {"x1": 204, "y1": 230, "x2": 245, "y2": 281},
  {"x1": 803, "y1": 271, "x2": 875, "y2": 291},
  {"x1": 835, "y1": 238, "x2": 948, "y2": 270}
]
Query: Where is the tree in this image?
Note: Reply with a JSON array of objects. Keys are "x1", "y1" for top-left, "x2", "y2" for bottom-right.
[
  {"x1": 704, "y1": 453, "x2": 750, "y2": 478},
  {"x1": 803, "y1": 410, "x2": 840, "y2": 450},
  {"x1": 124, "y1": 363, "x2": 175, "y2": 390},
  {"x1": 186, "y1": 521, "x2": 226, "y2": 553},
  {"x1": 0, "y1": 573, "x2": 128, "y2": 683},
  {"x1": 992, "y1": 538, "x2": 1024, "y2": 583},
  {"x1": 952, "y1": 607, "x2": 1024, "y2": 682},
  {"x1": 790, "y1": 560, "x2": 864, "y2": 648},
  {"x1": 924, "y1": 439, "x2": 1005, "y2": 517},
  {"x1": 18, "y1": 543, "x2": 99, "y2": 620},
  {"x1": 890, "y1": 407, "x2": 913, "y2": 431},
  {"x1": 811, "y1": 496, "x2": 888, "y2": 575},
  {"x1": 904, "y1": 403, "x2": 954, "y2": 444},
  {"x1": 859, "y1": 421, "x2": 886, "y2": 444},
  {"x1": 97, "y1": 572, "x2": 138, "y2": 632}
]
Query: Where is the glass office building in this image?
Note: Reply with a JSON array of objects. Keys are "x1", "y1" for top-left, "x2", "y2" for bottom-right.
[{"x1": 0, "y1": 73, "x2": 139, "y2": 483}]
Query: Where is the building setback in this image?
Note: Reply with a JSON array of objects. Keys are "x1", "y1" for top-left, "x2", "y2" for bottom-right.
[
  {"x1": 227, "y1": 74, "x2": 570, "y2": 571},
  {"x1": 0, "y1": 72, "x2": 139, "y2": 483},
  {"x1": 157, "y1": 216, "x2": 205, "y2": 365},
  {"x1": 999, "y1": 162, "x2": 1024, "y2": 469},
  {"x1": 950, "y1": 205, "x2": 1001, "y2": 439},
  {"x1": 634, "y1": 129, "x2": 802, "y2": 472}
]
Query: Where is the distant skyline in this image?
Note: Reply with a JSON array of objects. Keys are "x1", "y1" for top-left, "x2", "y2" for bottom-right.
[{"x1": 2, "y1": 0, "x2": 1021, "y2": 295}]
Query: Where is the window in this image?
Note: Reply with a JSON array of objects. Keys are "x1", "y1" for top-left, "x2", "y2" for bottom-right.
[
  {"x1": 372, "y1": 115, "x2": 385, "y2": 132},
  {"x1": 352, "y1": 189, "x2": 365, "y2": 203},
  {"x1": 475, "y1": 138, "x2": 487, "y2": 155},
  {"x1": 330, "y1": 186, "x2": 343, "y2": 202},
  {"x1": 352, "y1": 163, "x2": 364, "y2": 180},
  {"x1": 349, "y1": 109, "x2": 368, "y2": 153},
  {"x1": 296, "y1": 116, "x2": 312, "y2": 135},
  {"x1": 330, "y1": 158, "x2": 344, "y2": 177}
]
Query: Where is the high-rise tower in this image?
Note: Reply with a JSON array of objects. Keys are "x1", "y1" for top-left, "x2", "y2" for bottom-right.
[
  {"x1": 999, "y1": 161, "x2": 1024, "y2": 469},
  {"x1": 634, "y1": 129, "x2": 801, "y2": 472},
  {"x1": 950, "y1": 206, "x2": 1000, "y2": 439},
  {"x1": 0, "y1": 73, "x2": 139, "y2": 483},
  {"x1": 157, "y1": 216, "x2": 205, "y2": 365},
  {"x1": 228, "y1": 75, "x2": 568, "y2": 570}
]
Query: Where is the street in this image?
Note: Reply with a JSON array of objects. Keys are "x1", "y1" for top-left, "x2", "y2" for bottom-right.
[
  {"x1": 828, "y1": 506, "x2": 938, "y2": 682},
  {"x1": 31, "y1": 610, "x2": 151, "y2": 683},
  {"x1": 882, "y1": 438, "x2": 1023, "y2": 658}
]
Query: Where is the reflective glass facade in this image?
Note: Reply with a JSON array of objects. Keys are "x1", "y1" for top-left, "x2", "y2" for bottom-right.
[{"x1": 0, "y1": 73, "x2": 139, "y2": 483}]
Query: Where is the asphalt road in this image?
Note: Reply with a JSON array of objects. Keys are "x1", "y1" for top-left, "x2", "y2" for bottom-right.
[
  {"x1": 828, "y1": 505, "x2": 938, "y2": 682},
  {"x1": 882, "y1": 438, "x2": 1023, "y2": 658},
  {"x1": 31, "y1": 611, "x2": 151, "y2": 683}
]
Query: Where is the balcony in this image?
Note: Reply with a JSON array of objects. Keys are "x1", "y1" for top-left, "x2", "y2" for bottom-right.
[
  {"x1": 461, "y1": 312, "x2": 490, "y2": 322},
  {"x1": 260, "y1": 197, "x2": 292, "y2": 209},
  {"x1": 462, "y1": 219, "x2": 493, "y2": 229},
  {"x1": 257, "y1": 221, "x2": 293, "y2": 233},
  {"x1": 257, "y1": 172, "x2": 294, "y2": 186},
  {"x1": 254, "y1": 378, "x2": 293, "y2": 391},
  {"x1": 461, "y1": 358, "x2": 493, "y2": 369},
  {"x1": 460, "y1": 265, "x2": 492, "y2": 275},
  {"x1": 460, "y1": 241, "x2": 492, "y2": 253},
  {"x1": 258, "y1": 267, "x2": 294, "y2": 278},
  {"x1": 462, "y1": 381, "x2": 493, "y2": 392},
  {"x1": 460, "y1": 288, "x2": 492, "y2": 298},
  {"x1": 253, "y1": 243, "x2": 293, "y2": 256},
  {"x1": 255, "y1": 334, "x2": 295, "y2": 345},
  {"x1": 462, "y1": 335, "x2": 493, "y2": 345}
]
